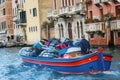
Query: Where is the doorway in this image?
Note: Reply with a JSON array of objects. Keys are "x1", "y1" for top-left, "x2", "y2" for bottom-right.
[{"x1": 68, "y1": 23, "x2": 73, "y2": 39}]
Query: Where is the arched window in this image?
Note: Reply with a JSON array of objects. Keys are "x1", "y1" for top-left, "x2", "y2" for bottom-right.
[
  {"x1": 80, "y1": 21, "x2": 83, "y2": 35},
  {"x1": 77, "y1": 22, "x2": 80, "y2": 38},
  {"x1": 61, "y1": 24, "x2": 64, "y2": 37},
  {"x1": 68, "y1": 22, "x2": 72, "y2": 39},
  {"x1": 58, "y1": 24, "x2": 61, "y2": 38}
]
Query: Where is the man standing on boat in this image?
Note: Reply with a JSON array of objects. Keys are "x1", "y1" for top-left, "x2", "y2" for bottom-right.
[
  {"x1": 80, "y1": 35, "x2": 90, "y2": 54},
  {"x1": 75, "y1": 35, "x2": 90, "y2": 54}
]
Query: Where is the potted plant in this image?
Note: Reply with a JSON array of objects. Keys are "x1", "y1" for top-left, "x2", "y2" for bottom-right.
[
  {"x1": 116, "y1": 14, "x2": 120, "y2": 19},
  {"x1": 92, "y1": 19, "x2": 100, "y2": 23},
  {"x1": 110, "y1": 0, "x2": 118, "y2": 2},
  {"x1": 103, "y1": 13, "x2": 113, "y2": 21},
  {"x1": 85, "y1": 18, "x2": 92, "y2": 24},
  {"x1": 86, "y1": 0, "x2": 92, "y2": 4}
]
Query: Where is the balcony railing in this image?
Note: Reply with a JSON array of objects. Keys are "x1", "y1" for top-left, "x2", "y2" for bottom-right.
[
  {"x1": 59, "y1": 6, "x2": 69, "y2": 16},
  {"x1": 68, "y1": 6, "x2": 75, "y2": 14},
  {"x1": 17, "y1": 19, "x2": 26, "y2": 26},
  {"x1": 75, "y1": 2, "x2": 82, "y2": 12},
  {"x1": 0, "y1": 30, "x2": 6, "y2": 34},
  {"x1": 110, "y1": 0, "x2": 119, "y2": 2},
  {"x1": 111, "y1": 20, "x2": 120, "y2": 30},
  {"x1": 47, "y1": 10, "x2": 53, "y2": 17},
  {"x1": 17, "y1": 4, "x2": 24, "y2": 10},
  {"x1": 94, "y1": 0, "x2": 101, "y2": 4},
  {"x1": 57, "y1": 2, "x2": 86, "y2": 17},
  {"x1": 85, "y1": 22, "x2": 103, "y2": 32},
  {"x1": 47, "y1": 10, "x2": 57, "y2": 18},
  {"x1": 0, "y1": 2, "x2": 5, "y2": 9},
  {"x1": 101, "y1": 0, "x2": 110, "y2": 3},
  {"x1": 0, "y1": 30, "x2": 7, "y2": 39},
  {"x1": 59, "y1": 6, "x2": 75, "y2": 16}
]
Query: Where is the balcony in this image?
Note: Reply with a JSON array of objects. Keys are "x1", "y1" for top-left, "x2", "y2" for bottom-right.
[
  {"x1": 94, "y1": 0, "x2": 101, "y2": 7},
  {"x1": 75, "y1": 2, "x2": 82, "y2": 13},
  {"x1": 101, "y1": 0, "x2": 110, "y2": 2},
  {"x1": 86, "y1": 0, "x2": 92, "y2": 4},
  {"x1": 17, "y1": 23, "x2": 26, "y2": 26},
  {"x1": 68, "y1": 6, "x2": 75, "y2": 14},
  {"x1": 59, "y1": 6, "x2": 69, "y2": 16},
  {"x1": 0, "y1": 30, "x2": 7, "y2": 39},
  {"x1": 0, "y1": 30, "x2": 6, "y2": 34},
  {"x1": 111, "y1": 20, "x2": 120, "y2": 30},
  {"x1": 17, "y1": 19, "x2": 26, "y2": 26},
  {"x1": 94, "y1": 0, "x2": 101, "y2": 4},
  {"x1": 47, "y1": 10, "x2": 58, "y2": 18},
  {"x1": 59, "y1": 6, "x2": 75, "y2": 17},
  {"x1": 17, "y1": 4, "x2": 24, "y2": 10},
  {"x1": 110, "y1": 0, "x2": 119, "y2": 3},
  {"x1": 101, "y1": 0, "x2": 110, "y2": 4},
  {"x1": 0, "y1": 2, "x2": 5, "y2": 9},
  {"x1": 85, "y1": 22, "x2": 103, "y2": 33}
]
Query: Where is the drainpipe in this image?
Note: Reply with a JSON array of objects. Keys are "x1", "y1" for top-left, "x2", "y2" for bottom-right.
[
  {"x1": 38, "y1": 0, "x2": 42, "y2": 40},
  {"x1": 106, "y1": 18, "x2": 111, "y2": 47},
  {"x1": 46, "y1": 24, "x2": 49, "y2": 39}
]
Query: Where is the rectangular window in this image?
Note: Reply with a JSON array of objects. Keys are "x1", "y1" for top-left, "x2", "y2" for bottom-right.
[
  {"x1": 12, "y1": 9, "x2": 14, "y2": 16},
  {"x1": 3, "y1": 8, "x2": 5, "y2": 15},
  {"x1": 31, "y1": 27, "x2": 33, "y2": 32},
  {"x1": 15, "y1": 8, "x2": 17, "y2": 16},
  {"x1": 116, "y1": 5, "x2": 120, "y2": 17},
  {"x1": 33, "y1": 27, "x2": 35, "y2": 32},
  {"x1": 29, "y1": 27, "x2": 30, "y2": 32},
  {"x1": 1, "y1": 21, "x2": 6, "y2": 30},
  {"x1": 30, "y1": 9, "x2": 31, "y2": 14},
  {"x1": 33, "y1": 8, "x2": 37, "y2": 17},
  {"x1": 90, "y1": 11, "x2": 93, "y2": 19},
  {"x1": 3, "y1": 0, "x2": 5, "y2": 2},
  {"x1": 35, "y1": 26, "x2": 37, "y2": 31},
  {"x1": 62, "y1": 0, "x2": 64, "y2": 7},
  {"x1": 65, "y1": 0, "x2": 67, "y2": 6},
  {"x1": 90, "y1": 34, "x2": 94, "y2": 38},
  {"x1": 68, "y1": 0, "x2": 70, "y2": 6},
  {"x1": 100, "y1": 9, "x2": 103, "y2": 20},
  {"x1": 72, "y1": 0, "x2": 74, "y2": 5},
  {"x1": 54, "y1": 0, "x2": 56, "y2": 9},
  {"x1": 14, "y1": 24, "x2": 15, "y2": 29},
  {"x1": 118, "y1": 32, "x2": 120, "y2": 37},
  {"x1": 20, "y1": 11, "x2": 26, "y2": 23}
]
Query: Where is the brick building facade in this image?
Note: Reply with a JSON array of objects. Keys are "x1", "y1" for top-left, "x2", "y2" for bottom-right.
[
  {"x1": 0, "y1": 0, "x2": 13, "y2": 41},
  {"x1": 85, "y1": 0, "x2": 120, "y2": 46}
]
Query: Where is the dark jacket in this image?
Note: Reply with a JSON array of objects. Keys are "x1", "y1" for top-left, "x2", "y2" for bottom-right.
[{"x1": 75, "y1": 39, "x2": 90, "y2": 54}]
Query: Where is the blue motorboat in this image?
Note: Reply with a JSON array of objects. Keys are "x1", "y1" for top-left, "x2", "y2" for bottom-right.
[{"x1": 19, "y1": 47, "x2": 112, "y2": 74}]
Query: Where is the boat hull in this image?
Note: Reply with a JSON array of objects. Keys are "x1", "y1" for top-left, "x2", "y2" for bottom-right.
[{"x1": 20, "y1": 52, "x2": 112, "y2": 74}]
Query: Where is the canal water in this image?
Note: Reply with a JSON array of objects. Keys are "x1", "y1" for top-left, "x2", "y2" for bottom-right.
[{"x1": 0, "y1": 47, "x2": 120, "y2": 80}]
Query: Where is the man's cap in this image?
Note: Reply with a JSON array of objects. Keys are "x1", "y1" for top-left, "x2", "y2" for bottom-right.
[{"x1": 81, "y1": 35, "x2": 85, "y2": 38}]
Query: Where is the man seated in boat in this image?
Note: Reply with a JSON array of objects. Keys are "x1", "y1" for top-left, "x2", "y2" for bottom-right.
[
  {"x1": 75, "y1": 35, "x2": 90, "y2": 54},
  {"x1": 29, "y1": 39, "x2": 48, "y2": 57}
]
